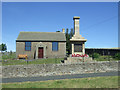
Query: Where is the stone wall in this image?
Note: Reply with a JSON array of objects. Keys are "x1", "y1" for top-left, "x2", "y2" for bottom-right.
[
  {"x1": 2, "y1": 61, "x2": 119, "y2": 78},
  {"x1": 16, "y1": 41, "x2": 66, "y2": 59}
]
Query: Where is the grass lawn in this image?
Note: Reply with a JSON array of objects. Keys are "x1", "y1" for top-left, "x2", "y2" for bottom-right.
[
  {"x1": 2, "y1": 58, "x2": 63, "y2": 66},
  {"x1": 1, "y1": 52, "x2": 119, "y2": 66},
  {"x1": 2, "y1": 76, "x2": 119, "y2": 88},
  {"x1": 1, "y1": 52, "x2": 63, "y2": 65}
]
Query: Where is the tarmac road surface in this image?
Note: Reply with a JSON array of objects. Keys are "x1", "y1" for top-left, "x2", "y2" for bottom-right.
[{"x1": 2, "y1": 71, "x2": 119, "y2": 83}]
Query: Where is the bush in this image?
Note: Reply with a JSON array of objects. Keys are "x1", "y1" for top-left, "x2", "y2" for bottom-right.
[
  {"x1": 93, "y1": 53, "x2": 100, "y2": 59},
  {"x1": 114, "y1": 53, "x2": 120, "y2": 60},
  {"x1": 10, "y1": 50, "x2": 12, "y2": 55},
  {"x1": 88, "y1": 54, "x2": 92, "y2": 57}
]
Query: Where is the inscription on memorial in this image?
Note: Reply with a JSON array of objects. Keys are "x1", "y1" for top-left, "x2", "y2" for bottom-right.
[{"x1": 74, "y1": 44, "x2": 82, "y2": 52}]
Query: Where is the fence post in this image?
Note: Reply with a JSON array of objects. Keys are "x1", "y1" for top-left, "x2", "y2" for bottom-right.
[
  {"x1": 27, "y1": 60, "x2": 28, "y2": 65},
  {"x1": 108, "y1": 50, "x2": 111, "y2": 67},
  {"x1": 55, "y1": 55, "x2": 57, "y2": 64},
  {"x1": 92, "y1": 49, "x2": 95, "y2": 60},
  {"x1": 108, "y1": 50, "x2": 110, "y2": 61},
  {"x1": 103, "y1": 50, "x2": 104, "y2": 56}
]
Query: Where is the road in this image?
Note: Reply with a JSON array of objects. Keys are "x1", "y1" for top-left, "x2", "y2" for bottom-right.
[{"x1": 2, "y1": 71, "x2": 119, "y2": 83}]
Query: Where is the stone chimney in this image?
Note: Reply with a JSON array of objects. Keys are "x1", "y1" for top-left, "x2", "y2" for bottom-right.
[
  {"x1": 62, "y1": 28, "x2": 65, "y2": 33},
  {"x1": 73, "y1": 16, "x2": 80, "y2": 36}
]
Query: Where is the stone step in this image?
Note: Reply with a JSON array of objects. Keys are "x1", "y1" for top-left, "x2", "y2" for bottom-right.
[{"x1": 64, "y1": 57, "x2": 92, "y2": 64}]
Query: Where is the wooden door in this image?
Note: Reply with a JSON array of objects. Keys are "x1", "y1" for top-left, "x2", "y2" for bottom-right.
[{"x1": 38, "y1": 47, "x2": 43, "y2": 58}]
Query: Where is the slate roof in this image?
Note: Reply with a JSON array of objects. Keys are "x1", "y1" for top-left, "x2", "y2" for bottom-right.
[{"x1": 16, "y1": 32, "x2": 66, "y2": 42}]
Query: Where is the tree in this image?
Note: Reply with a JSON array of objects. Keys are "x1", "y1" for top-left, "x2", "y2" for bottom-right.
[
  {"x1": 66, "y1": 28, "x2": 69, "y2": 38},
  {"x1": 115, "y1": 53, "x2": 120, "y2": 60},
  {"x1": 65, "y1": 28, "x2": 75, "y2": 55},
  {"x1": 92, "y1": 53, "x2": 100, "y2": 59},
  {"x1": 65, "y1": 28, "x2": 71, "y2": 54},
  {"x1": 70, "y1": 28, "x2": 74, "y2": 39},
  {"x1": 56, "y1": 31, "x2": 60, "y2": 32},
  {"x1": 0, "y1": 43, "x2": 7, "y2": 52}
]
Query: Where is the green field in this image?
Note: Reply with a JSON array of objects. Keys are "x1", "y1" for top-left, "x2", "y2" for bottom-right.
[{"x1": 2, "y1": 76, "x2": 119, "y2": 88}]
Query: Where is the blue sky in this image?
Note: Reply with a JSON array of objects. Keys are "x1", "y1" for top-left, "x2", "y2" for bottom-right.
[{"x1": 2, "y1": 2, "x2": 118, "y2": 51}]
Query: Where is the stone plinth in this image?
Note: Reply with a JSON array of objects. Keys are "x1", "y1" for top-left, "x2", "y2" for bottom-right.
[{"x1": 64, "y1": 57, "x2": 92, "y2": 64}]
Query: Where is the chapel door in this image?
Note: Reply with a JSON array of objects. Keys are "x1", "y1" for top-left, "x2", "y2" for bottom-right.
[{"x1": 38, "y1": 47, "x2": 43, "y2": 58}]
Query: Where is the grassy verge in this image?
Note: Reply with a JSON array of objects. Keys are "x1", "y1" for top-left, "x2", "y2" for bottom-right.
[
  {"x1": 2, "y1": 76, "x2": 119, "y2": 88},
  {"x1": 2, "y1": 58, "x2": 63, "y2": 66}
]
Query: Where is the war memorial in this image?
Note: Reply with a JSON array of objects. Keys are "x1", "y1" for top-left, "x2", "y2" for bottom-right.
[{"x1": 64, "y1": 16, "x2": 92, "y2": 64}]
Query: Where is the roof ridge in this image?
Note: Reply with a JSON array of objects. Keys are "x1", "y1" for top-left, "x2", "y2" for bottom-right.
[
  {"x1": 20, "y1": 32, "x2": 63, "y2": 33},
  {"x1": 17, "y1": 31, "x2": 66, "y2": 41}
]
